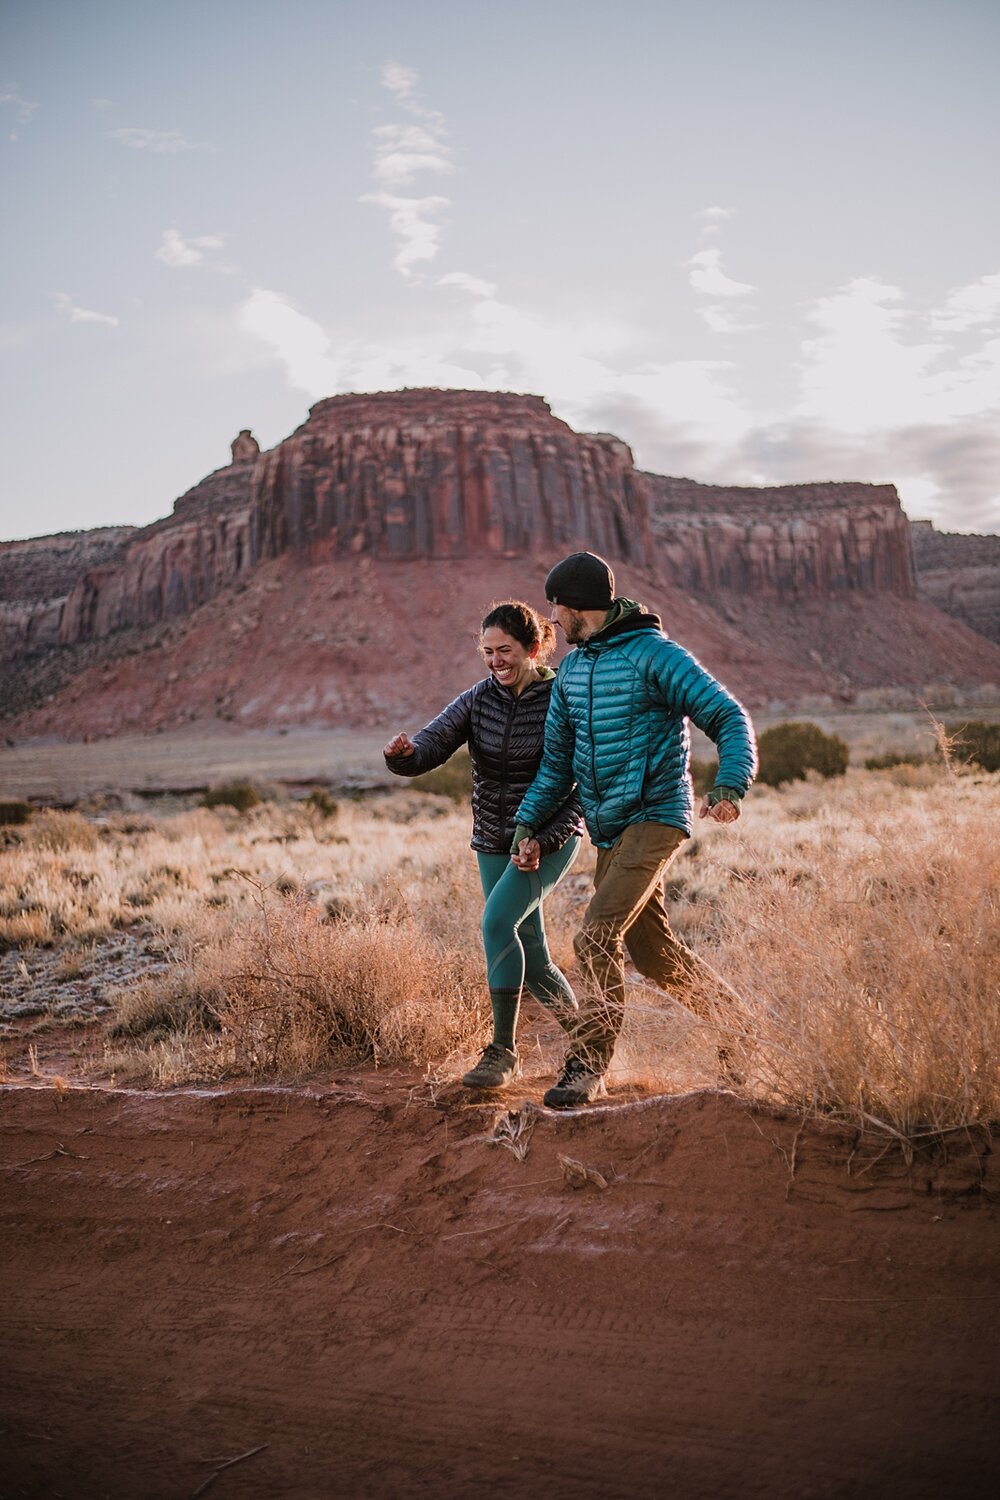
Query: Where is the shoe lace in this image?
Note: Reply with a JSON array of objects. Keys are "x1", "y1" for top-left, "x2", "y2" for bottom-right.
[
  {"x1": 480, "y1": 1043, "x2": 507, "y2": 1065},
  {"x1": 557, "y1": 1056, "x2": 589, "y2": 1087}
]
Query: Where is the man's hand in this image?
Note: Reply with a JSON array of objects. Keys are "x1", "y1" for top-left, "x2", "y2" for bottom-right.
[
  {"x1": 698, "y1": 795, "x2": 740, "y2": 824},
  {"x1": 384, "y1": 732, "x2": 416, "y2": 758},
  {"x1": 511, "y1": 837, "x2": 542, "y2": 871}
]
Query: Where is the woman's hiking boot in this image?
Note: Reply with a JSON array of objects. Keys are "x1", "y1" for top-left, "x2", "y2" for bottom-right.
[
  {"x1": 461, "y1": 1043, "x2": 520, "y2": 1090},
  {"x1": 543, "y1": 1054, "x2": 608, "y2": 1109}
]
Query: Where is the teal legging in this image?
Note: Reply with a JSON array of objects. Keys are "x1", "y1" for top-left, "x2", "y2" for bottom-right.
[{"x1": 477, "y1": 837, "x2": 581, "y2": 1050}]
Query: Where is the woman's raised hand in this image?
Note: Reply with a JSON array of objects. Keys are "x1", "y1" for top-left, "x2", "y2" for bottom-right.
[{"x1": 384, "y1": 732, "x2": 416, "y2": 758}]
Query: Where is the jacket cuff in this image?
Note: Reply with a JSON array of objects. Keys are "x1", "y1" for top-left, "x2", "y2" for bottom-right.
[{"x1": 707, "y1": 786, "x2": 743, "y2": 808}]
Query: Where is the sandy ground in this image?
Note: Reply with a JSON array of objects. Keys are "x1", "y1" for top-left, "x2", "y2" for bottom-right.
[{"x1": 2, "y1": 1075, "x2": 998, "y2": 1500}]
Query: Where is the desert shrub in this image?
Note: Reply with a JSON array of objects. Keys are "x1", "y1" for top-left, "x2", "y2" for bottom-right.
[
  {"x1": 689, "y1": 759, "x2": 718, "y2": 797},
  {"x1": 209, "y1": 887, "x2": 484, "y2": 1074},
  {"x1": 305, "y1": 787, "x2": 339, "y2": 817},
  {"x1": 946, "y1": 721, "x2": 1000, "y2": 773},
  {"x1": 411, "y1": 748, "x2": 472, "y2": 803},
  {"x1": 714, "y1": 782, "x2": 1000, "y2": 1137},
  {"x1": 108, "y1": 973, "x2": 221, "y2": 1041},
  {"x1": 863, "y1": 751, "x2": 931, "y2": 771},
  {"x1": 200, "y1": 781, "x2": 262, "y2": 813},
  {"x1": 757, "y1": 722, "x2": 849, "y2": 787},
  {"x1": 26, "y1": 810, "x2": 100, "y2": 852},
  {"x1": 0, "y1": 801, "x2": 33, "y2": 825}
]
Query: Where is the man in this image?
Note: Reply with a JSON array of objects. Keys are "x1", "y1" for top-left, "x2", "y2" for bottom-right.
[{"x1": 511, "y1": 550, "x2": 757, "y2": 1108}]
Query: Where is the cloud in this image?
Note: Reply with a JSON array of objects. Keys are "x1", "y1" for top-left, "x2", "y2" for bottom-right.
[
  {"x1": 438, "y1": 271, "x2": 498, "y2": 298},
  {"x1": 381, "y1": 63, "x2": 419, "y2": 102},
  {"x1": 688, "y1": 247, "x2": 755, "y2": 299},
  {"x1": 109, "y1": 127, "x2": 200, "y2": 153},
  {"x1": 795, "y1": 276, "x2": 945, "y2": 431},
  {"x1": 236, "y1": 221, "x2": 999, "y2": 532},
  {"x1": 360, "y1": 191, "x2": 451, "y2": 278},
  {"x1": 696, "y1": 206, "x2": 732, "y2": 238},
  {"x1": 1, "y1": 87, "x2": 39, "y2": 140},
  {"x1": 699, "y1": 304, "x2": 760, "y2": 335},
  {"x1": 53, "y1": 293, "x2": 119, "y2": 327},
  {"x1": 155, "y1": 228, "x2": 225, "y2": 268},
  {"x1": 362, "y1": 64, "x2": 454, "y2": 280},
  {"x1": 931, "y1": 271, "x2": 1000, "y2": 333},
  {"x1": 236, "y1": 289, "x2": 342, "y2": 397},
  {"x1": 371, "y1": 122, "x2": 454, "y2": 187}
]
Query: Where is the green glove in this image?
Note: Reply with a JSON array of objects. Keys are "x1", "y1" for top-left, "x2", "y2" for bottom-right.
[
  {"x1": 707, "y1": 786, "x2": 743, "y2": 809},
  {"x1": 511, "y1": 823, "x2": 535, "y2": 853}
]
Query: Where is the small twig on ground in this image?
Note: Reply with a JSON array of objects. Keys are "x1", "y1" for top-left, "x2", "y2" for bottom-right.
[
  {"x1": 558, "y1": 1153, "x2": 610, "y2": 1191},
  {"x1": 286, "y1": 1253, "x2": 347, "y2": 1278},
  {"x1": 442, "y1": 1217, "x2": 535, "y2": 1240},
  {"x1": 12, "y1": 1144, "x2": 89, "y2": 1168},
  {"x1": 268, "y1": 1255, "x2": 307, "y2": 1284},
  {"x1": 191, "y1": 1444, "x2": 268, "y2": 1498}
]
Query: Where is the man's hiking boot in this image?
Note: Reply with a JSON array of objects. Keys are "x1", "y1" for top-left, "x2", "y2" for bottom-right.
[
  {"x1": 543, "y1": 1055, "x2": 608, "y2": 1109},
  {"x1": 461, "y1": 1043, "x2": 520, "y2": 1090}
]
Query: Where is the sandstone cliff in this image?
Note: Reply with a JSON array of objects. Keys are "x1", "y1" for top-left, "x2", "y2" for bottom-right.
[
  {"x1": 645, "y1": 475, "x2": 916, "y2": 599},
  {"x1": 19, "y1": 392, "x2": 649, "y2": 653},
  {"x1": 0, "y1": 527, "x2": 134, "y2": 657},
  {"x1": 3, "y1": 390, "x2": 1000, "y2": 738},
  {"x1": 250, "y1": 390, "x2": 648, "y2": 564},
  {"x1": 911, "y1": 520, "x2": 1000, "y2": 646}
]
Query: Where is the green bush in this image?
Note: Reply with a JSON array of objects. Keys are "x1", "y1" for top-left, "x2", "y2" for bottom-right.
[
  {"x1": 200, "y1": 781, "x2": 262, "y2": 813},
  {"x1": 757, "y1": 721, "x2": 849, "y2": 787},
  {"x1": 0, "y1": 801, "x2": 33, "y2": 825},
  {"x1": 411, "y1": 748, "x2": 472, "y2": 803},
  {"x1": 863, "y1": 751, "x2": 930, "y2": 771},
  {"x1": 947, "y1": 721, "x2": 1000, "y2": 773},
  {"x1": 689, "y1": 758, "x2": 719, "y2": 797},
  {"x1": 305, "y1": 787, "x2": 339, "y2": 817}
]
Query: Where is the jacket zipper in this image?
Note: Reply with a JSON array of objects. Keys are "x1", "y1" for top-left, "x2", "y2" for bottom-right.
[
  {"x1": 586, "y1": 648, "x2": 603, "y2": 842},
  {"x1": 497, "y1": 688, "x2": 518, "y2": 839}
]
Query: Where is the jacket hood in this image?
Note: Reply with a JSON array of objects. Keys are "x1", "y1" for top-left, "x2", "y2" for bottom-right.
[{"x1": 587, "y1": 597, "x2": 663, "y2": 645}]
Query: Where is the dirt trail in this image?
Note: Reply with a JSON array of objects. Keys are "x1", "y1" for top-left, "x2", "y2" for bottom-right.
[{"x1": 2, "y1": 1078, "x2": 998, "y2": 1499}]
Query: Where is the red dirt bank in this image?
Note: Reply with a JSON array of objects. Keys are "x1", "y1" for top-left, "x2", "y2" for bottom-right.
[{"x1": 2, "y1": 1079, "x2": 998, "y2": 1499}]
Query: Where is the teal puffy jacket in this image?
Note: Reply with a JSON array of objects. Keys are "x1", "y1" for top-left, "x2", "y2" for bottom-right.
[{"x1": 515, "y1": 604, "x2": 757, "y2": 847}]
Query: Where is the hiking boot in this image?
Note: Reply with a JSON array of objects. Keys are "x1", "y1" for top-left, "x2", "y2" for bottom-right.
[
  {"x1": 543, "y1": 1055, "x2": 608, "y2": 1109},
  {"x1": 461, "y1": 1043, "x2": 520, "y2": 1090}
]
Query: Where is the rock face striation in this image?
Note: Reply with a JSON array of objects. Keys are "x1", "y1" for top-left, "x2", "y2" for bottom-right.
[
  {"x1": 645, "y1": 475, "x2": 916, "y2": 599},
  {"x1": 0, "y1": 527, "x2": 135, "y2": 657},
  {"x1": 3, "y1": 390, "x2": 1000, "y2": 737},
  {"x1": 3, "y1": 393, "x2": 650, "y2": 655},
  {"x1": 911, "y1": 520, "x2": 1000, "y2": 645},
  {"x1": 250, "y1": 391, "x2": 649, "y2": 564}
]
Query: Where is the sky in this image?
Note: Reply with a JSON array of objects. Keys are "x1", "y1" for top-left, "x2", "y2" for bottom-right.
[{"x1": 2, "y1": 0, "x2": 999, "y2": 541}]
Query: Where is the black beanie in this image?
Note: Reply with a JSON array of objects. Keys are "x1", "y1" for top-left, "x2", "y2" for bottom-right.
[{"x1": 544, "y1": 551, "x2": 615, "y2": 609}]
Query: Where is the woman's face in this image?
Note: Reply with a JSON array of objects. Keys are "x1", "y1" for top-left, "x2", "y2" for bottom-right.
[{"x1": 480, "y1": 626, "x2": 538, "y2": 694}]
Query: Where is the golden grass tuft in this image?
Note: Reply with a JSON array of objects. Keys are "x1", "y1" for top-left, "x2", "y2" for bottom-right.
[
  {"x1": 3, "y1": 764, "x2": 998, "y2": 1139},
  {"x1": 708, "y1": 773, "x2": 1000, "y2": 1136}
]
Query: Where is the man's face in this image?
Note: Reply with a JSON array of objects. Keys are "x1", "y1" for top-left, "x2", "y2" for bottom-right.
[{"x1": 549, "y1": 602, "x2": 590, "y2": 643}]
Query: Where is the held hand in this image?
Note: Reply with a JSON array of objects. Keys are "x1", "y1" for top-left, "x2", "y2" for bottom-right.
[
  {"x1": 511, "y1": 837, "x2": 542, "y2": 872},
  {"x1": 698, "y1": 796, "x2": 740, "y2": 824},
  {"x1": 384, "y1": 732, "x2": 416, "y2": 759}
]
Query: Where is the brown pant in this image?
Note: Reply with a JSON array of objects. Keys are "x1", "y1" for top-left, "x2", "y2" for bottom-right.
[{"x1": 571, "y1": 821, "x2": 739, "y2": 1068}]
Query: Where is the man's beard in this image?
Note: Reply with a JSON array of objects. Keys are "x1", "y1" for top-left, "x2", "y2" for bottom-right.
[{"x1": 563, "y1": 611, "x2": 589, "y2": 643}]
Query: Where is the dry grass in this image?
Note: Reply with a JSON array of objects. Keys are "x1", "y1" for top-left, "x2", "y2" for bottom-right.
[{"x1": 2, "y1": 767, "x2": 998, "y2": 1138}]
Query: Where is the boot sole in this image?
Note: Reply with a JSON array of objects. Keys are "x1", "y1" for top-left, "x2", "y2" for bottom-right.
[{"x1": 543, "y1": 1079, "x2": 608, "y2": 1109}]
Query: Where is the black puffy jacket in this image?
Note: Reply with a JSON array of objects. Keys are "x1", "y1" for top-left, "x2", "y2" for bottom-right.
[{"x1": 385, "y1": 672, "x2": 584, "y2": 856}]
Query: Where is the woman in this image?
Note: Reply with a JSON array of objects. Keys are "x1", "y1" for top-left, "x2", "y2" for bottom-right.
[{"x1": 384, "y1": 600, "x2": 583, "y2": 1090}]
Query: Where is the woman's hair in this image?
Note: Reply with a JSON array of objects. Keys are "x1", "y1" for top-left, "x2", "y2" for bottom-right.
[{"x1": 480, "y1": 599, "x2": 556, "y2": 666}]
